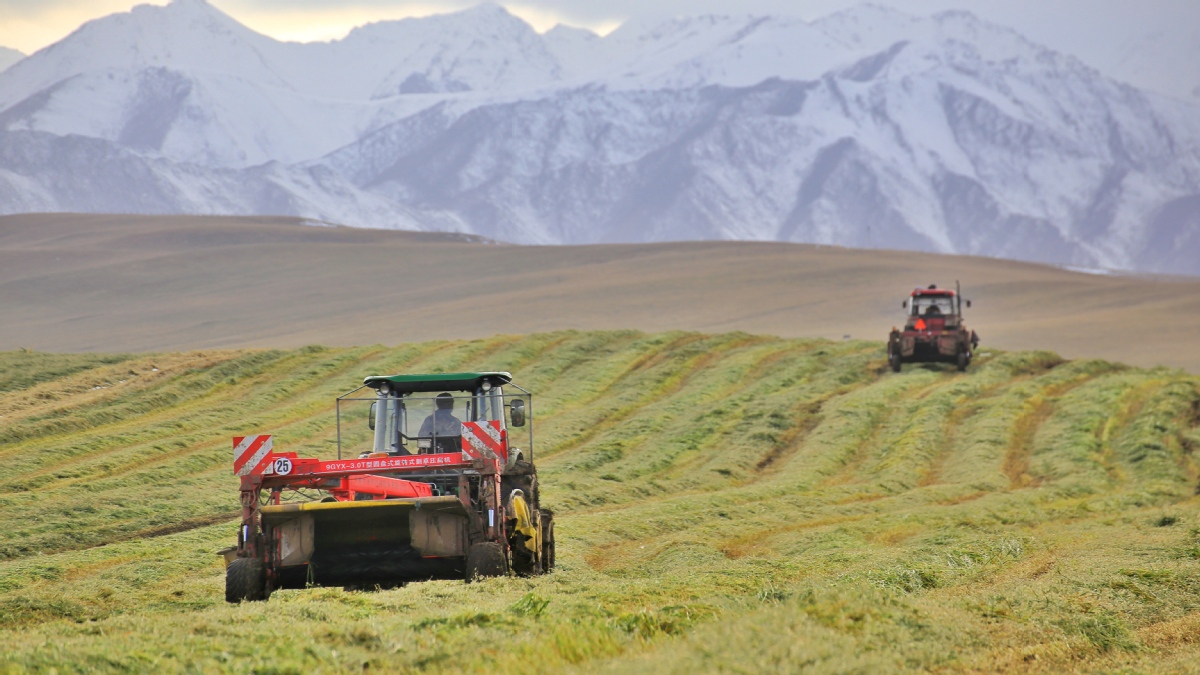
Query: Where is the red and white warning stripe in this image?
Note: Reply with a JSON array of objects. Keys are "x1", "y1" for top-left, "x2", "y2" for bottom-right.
[
  {"x1": 233, "y1": 435, "x2": 274, "y2": 476},
  {"x1": 461, "y1": 421, "x2": 507, "y2": 461}
]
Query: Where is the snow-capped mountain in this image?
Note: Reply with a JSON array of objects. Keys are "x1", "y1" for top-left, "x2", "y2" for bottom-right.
[
  {"x1": 1, "y1": 0, "x2": 1198, "y2": 275},
  {"x1": 0, "y1": 1, "x2": 552, "y2": 167}
]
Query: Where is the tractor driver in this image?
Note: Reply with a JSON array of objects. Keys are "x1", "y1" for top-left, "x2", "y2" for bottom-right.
[
  {"x1": 418, "y1": 392, "x2": 463, "y2": 453},
  {"x1": 925, "y1": 303, "x2": 943, "y2": 316}
]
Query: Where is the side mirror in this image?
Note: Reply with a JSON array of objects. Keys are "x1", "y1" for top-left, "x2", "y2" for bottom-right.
[
  {"x1": 369, "y1": 401, "x2": 377, "y2": 430},
  {"x1": 509, "y1": 400, "x2": 526, "y2": 428},
  {"x1": 901, "y1": 300, "x2": 908, "y2": 308},
  {"x1": 966, "y1": 300, "x2": 972, "y2": 308}
]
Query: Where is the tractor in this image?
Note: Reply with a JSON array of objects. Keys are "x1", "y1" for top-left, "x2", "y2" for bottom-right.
[
  {"x1": 887, "y1": 283, "x2": 979, "y2": 372},
  {"x1": 222, "y1": 371, "x2": 554, "y2": 602}
]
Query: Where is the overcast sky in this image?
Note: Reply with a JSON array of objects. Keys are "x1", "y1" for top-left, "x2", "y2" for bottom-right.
[{"x1": 2, "y1": 0, "x2": 1197, "y2": 96}]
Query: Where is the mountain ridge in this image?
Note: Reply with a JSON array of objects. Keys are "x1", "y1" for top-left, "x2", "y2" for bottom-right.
[
  {"x1": 0, "y1": 46, "x2": 24, "y2": 73},
  {"x1": 0, "y1": 1, "x2": 1197, "y2": 274}
]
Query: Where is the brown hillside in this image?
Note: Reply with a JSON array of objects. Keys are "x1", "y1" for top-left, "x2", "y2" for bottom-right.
[{"x1": 2, "y1": 213, "x2": 1198, "y2": 371}]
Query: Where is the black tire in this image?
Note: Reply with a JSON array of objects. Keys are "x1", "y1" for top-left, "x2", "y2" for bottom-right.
[
  {"x1": 957, "y1": 349, "x2": 969, "y2": 372},
  {"x1": 889, "y1": 351, "x2": 902, "y2": 373},
  {"x1": 465, "y1": 542, "x2": 508, "y2": 581},
  {"x1": 225, "y1": 557, "x2": 267, "y2": 603},
  {"x1": 541, "y1": 514, "x2": 556, "y2": 573},
  {"x1": 510, "y1": 531, "x2": 538, "y2": 577}
]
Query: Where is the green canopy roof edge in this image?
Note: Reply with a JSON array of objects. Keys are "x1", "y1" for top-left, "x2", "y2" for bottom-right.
[{"x1": 362, "y1": 372, "x2": 513, "y2": 394}]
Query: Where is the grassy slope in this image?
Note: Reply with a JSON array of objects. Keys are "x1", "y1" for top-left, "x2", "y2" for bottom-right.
[{"x1": 1, "y1": 332, "x2": 1199, "y2": 673}]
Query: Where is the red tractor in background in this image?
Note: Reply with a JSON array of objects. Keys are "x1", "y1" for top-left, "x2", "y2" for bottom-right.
[{"x1": 888, "y1": 283, "x2": 979, "y2": 372}]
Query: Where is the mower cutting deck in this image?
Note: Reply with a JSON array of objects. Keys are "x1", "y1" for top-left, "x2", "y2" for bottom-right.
[{"x1": 223, "y1": 372, "x2": 554, "y2": 602}]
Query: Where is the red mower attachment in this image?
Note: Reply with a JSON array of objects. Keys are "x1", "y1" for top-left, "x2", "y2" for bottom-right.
[{"x1": 223, "y1": 372, "x2": 555, "y2": 603}]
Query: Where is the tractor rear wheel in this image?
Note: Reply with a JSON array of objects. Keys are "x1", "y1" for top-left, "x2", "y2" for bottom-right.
[
  {"x1": 541, "y1": 514, "x2": 556, "y2": 573},
  {"x1": 465, "y1": 542, "x2": 508, "y2": 581},
  {"x1": 225, "y1": 557, "x2": 267, "y2": 603}
]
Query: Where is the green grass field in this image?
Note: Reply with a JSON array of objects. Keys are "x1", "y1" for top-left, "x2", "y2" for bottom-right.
[{"x1": 2, "y1": 331, "x2": 1199, "y2": 673}]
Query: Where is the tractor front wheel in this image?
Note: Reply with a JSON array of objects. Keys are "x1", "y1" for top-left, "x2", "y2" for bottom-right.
[
  {"x1": 957, "y1": 349, "x2": 969, "y2": 372},
  {"x1": 225, "y1": 557, "x2": 267, "y2": 603},
  {"x1": 466, "y1": 542, "x2": 508, "y2": 581},
  {"x1": 889, "y1": 351, "x2": 902, "y2": 373}
]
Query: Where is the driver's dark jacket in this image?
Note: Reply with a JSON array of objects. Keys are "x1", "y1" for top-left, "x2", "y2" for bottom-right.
[{"x1": 418, "y1": 409, "x2": 462, "y2": 452}]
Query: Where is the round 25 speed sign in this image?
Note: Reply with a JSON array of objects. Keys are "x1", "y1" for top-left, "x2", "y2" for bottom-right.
[{"x1": 271, "y1": 457, "x2": 293, "y2": 476}]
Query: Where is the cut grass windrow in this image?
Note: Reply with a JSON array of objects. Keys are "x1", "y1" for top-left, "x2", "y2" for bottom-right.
[{"x1": 1, "y1": 332, "x2": 1199, "y2": 674}]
